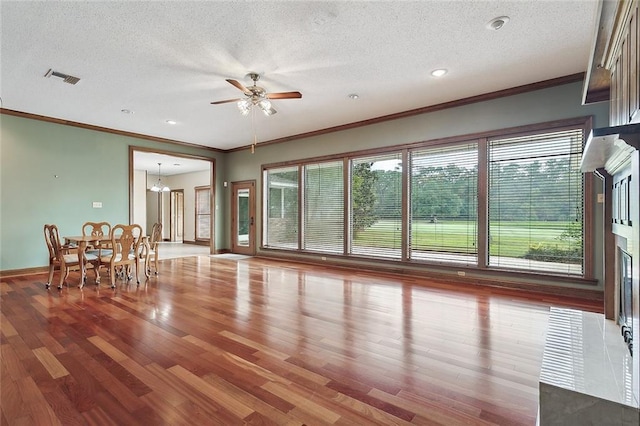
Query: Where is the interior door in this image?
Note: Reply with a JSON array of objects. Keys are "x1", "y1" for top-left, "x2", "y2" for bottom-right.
[
  {"x1": 231, "y1": 181, "x2": 255, "y2": 255},
  {"x1": 170, "y1": 190, "x2": 184, "y2": 243}
]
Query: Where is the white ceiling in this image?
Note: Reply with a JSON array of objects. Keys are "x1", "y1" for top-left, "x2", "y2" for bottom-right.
[
  {"x1": 133, "y1": 151, "x2": 211, "y2": 176},
  {"x1": 1, "y1": 1, "x2": 600, "y2": 151}
]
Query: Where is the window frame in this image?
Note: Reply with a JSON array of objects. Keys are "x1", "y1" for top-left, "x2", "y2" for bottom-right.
[
  {"x1": 408, "y1": 141, "x2": 479, "y2": 266},
  {"x1": 486, "y1": 126, "x2": 589, "y2": 275},
  {"x1": 349, "y1": 152, "x2": 404, "y2": 260},
  {"x1": 263, "y1": 166, "x2": 300, "y2": 250},
  {"x1": 194, "y1": 185, "x2": 211, "y2": 242}
]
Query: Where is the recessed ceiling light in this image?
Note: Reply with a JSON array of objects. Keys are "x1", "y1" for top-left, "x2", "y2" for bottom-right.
[
  {"x1": 121, "y1": 109, "x2": 134, "y2": 114},
  {"x1": 165, "y1": 120, "x2": 177, "y2": 125},
  {"x1": 486, "y1": 16, "x2": 510, "y2": 31},
  {"x1": 348, "y1": 94, "x2": 359, "y2": 100},
  {"x1": 431, "y1": 69, "x2": 447, "y2": 77}
]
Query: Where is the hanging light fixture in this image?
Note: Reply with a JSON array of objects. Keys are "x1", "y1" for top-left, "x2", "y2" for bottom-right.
[
  {"x1": 150, "y1": 162, "x2": 170, "y2": 192},
  {"x1": 236, "y1": 96, "x2": 276, "y2": 116}
]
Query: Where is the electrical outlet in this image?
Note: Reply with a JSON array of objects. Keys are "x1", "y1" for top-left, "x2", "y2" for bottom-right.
[
  {"x1": 457, "y1": 271, "x2": 466, "y2": 277},
  {"x1": 321, "y1": 256, "x2": 327, "y2": 261},
  {"x1": 92, "y1": 201, "x2": 103, "y2": 208}
]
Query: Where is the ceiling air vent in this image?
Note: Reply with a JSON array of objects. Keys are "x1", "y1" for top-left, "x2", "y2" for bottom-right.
[{"x1": 44, "y1": 68, "x2": 80, "y2": 85}]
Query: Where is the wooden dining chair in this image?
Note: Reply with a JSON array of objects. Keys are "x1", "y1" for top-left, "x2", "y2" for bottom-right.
[
  {"x1": 145, "y1": 222, "x2": 162, "y2": 275},
  {"x1": 44, "y1": 224, "x2": 98, "y2": 289},
  {"x1": 82, "y1": 221, "x2": 112, "y2": 255},
  {"x1": 81, "y1": 221, "x2": 113, "y2": 281},
  {"x1": 99, "y1": 224, "x2": 144, "y2": 288}
]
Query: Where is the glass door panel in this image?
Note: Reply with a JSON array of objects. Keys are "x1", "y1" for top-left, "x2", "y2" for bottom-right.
[
  {"x1": 232, "y1": 181, "x2": 255, "y2": 255},
  {"x1": 237, "y1": 188, "x2": 250, "y2": 247}
]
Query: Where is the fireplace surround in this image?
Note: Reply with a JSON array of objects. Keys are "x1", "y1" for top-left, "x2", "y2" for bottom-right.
[
  {"x1": 581, "y1": 122, "x2": 640, "y2": 410},
  {"x1": 539, "y1": 123, "x2": 640, "y2": 424}
]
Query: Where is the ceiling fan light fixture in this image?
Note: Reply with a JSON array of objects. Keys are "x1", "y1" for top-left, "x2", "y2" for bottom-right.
[
  {"x1": 258, "y1": 99, "x2": 271, "y2": 110},
  {"x1": 237, "y1": 99, "x2": 251, "y2": 116},
  {"x1": 258, "y1": 99, "x2": 276, "y2": 115},
  {"x1": 262, "y1": 106, "x2": 277, "y2": 116},
  {"x1": 212, "y1": 73, "x2": 299, "y2": 118}
]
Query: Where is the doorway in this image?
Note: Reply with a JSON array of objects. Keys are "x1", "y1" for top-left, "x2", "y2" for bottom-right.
[
  {"x1": 131, "y1": 147, "x2": 215, "y2": 255},
  {"x1": 232, "y1": 180, "x2": 256, "y2": 255}
]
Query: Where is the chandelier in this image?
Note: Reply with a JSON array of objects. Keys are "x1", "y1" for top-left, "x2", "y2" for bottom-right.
[{"x1": 150, "y1": 162, "x2": 170, "y2": 192}]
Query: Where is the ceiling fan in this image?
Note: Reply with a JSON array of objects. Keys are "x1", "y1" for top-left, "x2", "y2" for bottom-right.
[{"x1": 210, "y1": 73, "x2": 302, "y2": 116}]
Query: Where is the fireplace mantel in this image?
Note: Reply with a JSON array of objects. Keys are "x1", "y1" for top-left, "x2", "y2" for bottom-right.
[{"x1": 581, "y1": 123, "x2": 640, "y2": 174}]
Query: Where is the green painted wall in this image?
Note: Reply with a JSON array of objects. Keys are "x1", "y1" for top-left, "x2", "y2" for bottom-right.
[{"x1": 0, "y1": 114, "x2": 224, "y2": 270}]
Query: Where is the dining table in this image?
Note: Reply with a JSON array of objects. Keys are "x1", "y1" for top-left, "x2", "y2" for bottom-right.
[
  {"x1": 64, "y1": 233, "x2": 150, "y2": 287},
  {"x1": 63, "y1": 235, "x2": 110, "y2": 287}
]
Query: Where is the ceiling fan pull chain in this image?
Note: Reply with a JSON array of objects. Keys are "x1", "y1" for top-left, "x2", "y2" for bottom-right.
[{"x1": 251, "y1": 107, "x2": 257, "y2": 154}]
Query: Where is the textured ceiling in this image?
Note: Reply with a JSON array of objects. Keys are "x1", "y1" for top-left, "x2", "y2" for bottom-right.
[{"x1": 1, "y1": 1, "x2": 600, "y2": 151}]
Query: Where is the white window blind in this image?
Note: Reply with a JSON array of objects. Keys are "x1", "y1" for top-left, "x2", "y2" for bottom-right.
[
  {"x1": 488, "y1": 128, "x2": 584, "y2": 275},
  {"x1": 409, "y1": 143, "x2": 478, "y2": 264},
  {"x1": 264, "y1": 167, "x2": 299, "y2": 249},
  {"x1": 350, "y1": 153, "x2": 402, "y2": 259},
  {"x1": 303, "y1": 161, "x2": 344, "y2": 253}
]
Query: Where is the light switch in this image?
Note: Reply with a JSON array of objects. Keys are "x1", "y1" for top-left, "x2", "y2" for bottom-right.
[
  {"x1": 92, "y1": 201, "x2": 103, "y2": 208},
  {"x1": 597, "y1": 193, "x2": 604, "y2": 203}
]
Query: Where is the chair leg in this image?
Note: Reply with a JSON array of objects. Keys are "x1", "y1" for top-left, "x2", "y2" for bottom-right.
[
  {"x1": 93, "y1": 263, "x2": 101, "y2": 284},
  {"x1": 135, "y1": 258, "x2": 141, "y2": 284},
  {"x1": 45, "y1": 264, "x2": 55, "y2": 289},
  {"x1": 110, "y1": 265, "x2": 116, "y2": 288},
  {"x1": 153, "y1": 254, "x2": 159, "y2": 275},
  {"x1": 143, "y1": 254, "x2": 150, "y2": 278},
  {"x1": 57, "y1": 267, "x2": 66, "y2": 290}
]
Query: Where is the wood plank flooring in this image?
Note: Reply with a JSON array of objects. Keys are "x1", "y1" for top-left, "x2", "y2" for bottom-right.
[{"x1": 0, "y1": 256, "x2": 601, "y2": 425}]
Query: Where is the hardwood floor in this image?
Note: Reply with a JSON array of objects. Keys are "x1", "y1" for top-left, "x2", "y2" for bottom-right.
[{"x1": 1, "y1": 256, "x2": 601, "y2": 425}]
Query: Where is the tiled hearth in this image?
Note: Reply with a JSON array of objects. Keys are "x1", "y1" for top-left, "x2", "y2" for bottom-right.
[{"x1": 539, "y1": 308, "x2": 639, "y2": 425}]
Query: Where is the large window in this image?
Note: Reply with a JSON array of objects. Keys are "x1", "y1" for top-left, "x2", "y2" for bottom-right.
[
  {"x1": 262, "y1": 120, "x2": 588, "y2": 278},
  {"x1": 195, "y1": 186, "x2": 210, "y2": 241},
  {"x1": 303, "y1": 161, "x2": 344, "y2": 253},
  {"x1": 410, "y1": 143, "x2": 478, "y2": 265},
  {"x1": 264, "y1": 167, "x2": 298, "y2": 249},
  {"x1": 350, "y1": 153, "x2": 403, "y2": 259},
  {"x1": 488, "y1": 128, "x2": 584, "y2": 274}
]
